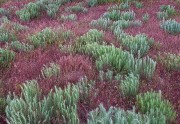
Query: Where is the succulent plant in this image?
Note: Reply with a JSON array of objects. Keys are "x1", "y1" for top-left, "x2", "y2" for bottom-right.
[
  {"x1": 160, "y1": 19, "x2": 180, "y2": 35},
  {"x1": 136, "y1": 91, "x2": 176, "y2": 123}
]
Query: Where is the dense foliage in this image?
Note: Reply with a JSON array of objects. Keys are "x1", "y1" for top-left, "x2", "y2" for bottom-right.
[{"x1": 0, "y1": 0, "x2": 179, "y2": 123}]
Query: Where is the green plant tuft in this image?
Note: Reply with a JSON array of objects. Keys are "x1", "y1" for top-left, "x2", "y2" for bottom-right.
[
  {"x1": 16, "y1": 2, "x2": 40, "y2": 21},
  {"x1": 10, "y1": 41, "x2": 34, "y2": 52},
  {"x1": 87, "y1": 103, "x2": 150, "y2": 123},
  {"x1": 41, "y1": 62, "x2": 60, "y2": 79},
  {"x1": 66, "y1": 2, "x2": 88, "y2": 13},
  {"x1": 158, "y1": 53, "x2": 180, "y2": 71},
  {"x1": 74, "y1": 29, "x2": 104, "y2": 52},
  {"x1": 6, "y1": 80, "x2": 80, "y2": 124},
  {"x1": 120, "y1": 73, "x2": 139, "y2": 97},
  {"x1": 160, "y1": 19, "x2": 180, "y2": 35},
  {"x1": 0, "y1": 48, "x2": 15, "y2": 69},
  {"x1": 136, "y1": 91, "x2": 176, "y2": 123},
  {"x1": 29, "y1": 27, "x2": 57, "y2": 48}
]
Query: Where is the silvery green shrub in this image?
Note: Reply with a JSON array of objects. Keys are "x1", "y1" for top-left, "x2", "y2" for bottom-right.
[
  {"x1": 6, "y1": 80, "x2": 80, "y2": 124},
  {"x1": 103, "y1": 10, "x2": 122, "y2": 21},
  {"x1": 160, "y1": 19, "x2": 180, "y2": 35},
  {"x1": 142, "y1": 13, "x2": 149, "y2": 22},
  {"x1": 46, "y1": 3, "x2": 59, "y2": 17},
  {"x1": 41, "y1": 62, "x2": 60, "y2": 79},
  {"x1": 10, "y1": 41, "x2": 34, "y2": 52},
  {"x1": 66, "y1": 2, "x2": 88, "y2": 13},
  {"x1": 61, "y1": 14, "x2": 77, "y2": 21},
  {"x1": 120, "y1": 73, "x2": 139, "y2": 97},
  {"x1": 121, "y1": 10, "x2": 135, "y2": 21},
  {"x1": 132, "y1": 56, "x2": 156, "y2": 79},
  {"x1": 111, "y1": 20, "x2": 131, "y2": 30},
  {"x1": 158, "y1": 53, "x2": 180, "y2": 71},
  {"x1": 16, "y1": 2, "x2": 40, "y2": 21},
  {"x1": 76, "y1": 76, "x2": 95, "y2": 102},
  {"x1": 0, "y1": 48, "x2": 15, "y2": 69},
  {"x1": 160, "y1": 5, "x2": 175, "y2": 16},
  {"x1": 157, "y1": 11, "x2": 169, "y2": 20},
  {"x1": 74, "y1": 29, "x2": 104, "y2": 52},
  {"x1": 157, "y1": 5, "x2": 175, "y2": 20},
  {"x1": 107, "y1": 2, "x2": 129, "y2": 11},
  {"x1": 135, "y1": 1, "x2": 143, "y2": 9},
  {"x1": 87, "y1": 103, "x2": 150, "y2": 124},
  {"x1": 136, "y1": 91, "x2": 176, "y2": 123},
  {"x1": 29, "y1": 27, "x2": 57, "y2": 48},
  {"x1": 0, "y1": 28, "x2": 16, "y2": 42},
  {"x1": 120, "y1": 33, "x2": 154, "y2": 57},
  {"x1": 90, "y1": 17, "x2": 112, "y2": 30},
  {"x1": 82, "y1": 43, "x2": 156, "y2": 79}
]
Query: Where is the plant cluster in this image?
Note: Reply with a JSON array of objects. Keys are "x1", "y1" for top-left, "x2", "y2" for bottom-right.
[
  {"x1": 36, "y1": 0, "x2": 71, "y2": 17},
  {"x1": 98, "y1": 70, "x2": 119, "y2": 82},
  {"x1": 157, "y1": 5, "x2": 175, "y2": 20},
  {"x1": 6, "y1": 80, "x2": 79, "y2": 124},
  {"x1": 87, "y1": 103, "x2": 150, "y2": 123},
  {"x1": 132, "y1": 56, "x2": 156, "y2": 79},
  {"x1": 90, "y1": 17, "x2": 112, "y2": 30},
  {"x1": 16, "y1": 2, "x2": 40, "y2": 21},
  {"x1": 45, "y1": 3, "x2": 60, "y2": 17},
  {"x1": 107, "y1": 1, "x2": 129, "y2": 11},
  {"x1": 160, "y1": 19, "x2": 180, "y2": 35},
  {"x1": 0, "y1": 28, "x2": 16, "y2": 42},
  {"x1": 121, "y1": 10, "x2": 135, "y2": 21},
  {"x1": 130, "y1": 19, "x2": 142, "y2": 26},
  {"x1": 55, "y1": 26, "x2": 75, "y2": 43},
  {"x1": 145, "y1": 108, "x2": 166, "y2": 124},
  {"x1": 95, "y1": 46, "x2": 134, "y2": 72},
  {"x1": 158, "y1": 53, "x2": 180, "y2": 71},
  {"x1": 0, "y1": 19, "x2": 28, "y2": 42},
  {"x1": 157, "y1": 11, "x2": 169, "y2": 20},
  {"x1": 111, "y1": 20, "x2": 131, "y2": 30},
  {"x1": 29, "y1": 27, "x2": 57, "y2": 48},
  {"x1": 136, "y1": 91, "x2": 176, "y2": 123},
  {"x1": 142, "y1": 13, "x2": 149, "y2": 22},
  {"x1": 59, "y1": 44, "x2": 74, "y2": 53},
  {"x1": 120, "y1": 73, "x2": 139, "y2": 97},
  {"x1": 60, "y1": 14, "x2": 77, "y2": 21},
  {"x1": 10, "y1": 41, "x2": 34, "y2": 52},
  {"x1": 111, "y1": 19, "x2": 142, "y2": 32},
  {"x1": 160, "y1": 5, "x2": 175, "y2": 16},
  {"x1": 41, "y1": 62, "x2": 60, "y2": 79},
  {"x1": 0, "y1": 48, "x2": 15, "y2": 69},
  {"x1": 103, "y1": 10, "x2": 135, "y2": 21},
  {"x1": 76, "y1": 76, "x2": 95, "y2": 103},
  {"x1": 120, "y1": 33, "x2": 154, "y2": 57},
  {"x1": 74, "y1": 29, "x2": 104, "y2": 52},
  {"x1": 112, "y1": 26, "x2": 124, "y2": 38},
  {"x1": 135, "y1": 1, "x2": 143, "y2": 9},
  {"x1": 66, "y1": 2, "x2": 88, "y2": 13},
  {"x1": 90, "y1": 4, "x2": 141, "y2": 34},
  {"x1": 98, "y1": 69, "x2": 122, "y2": 82},
  {"x1": 111, "y1": 20, "x2": 142, "y2": 34},
  {"x1": 88, "y1": 0, "x2": 128, "y2": 7},
  {"x1": 103, "y1": 10, "x2": 122, "y2": 21},
  {"x1": 16, "y1": 0, "x2": 72, "y2": 20},
  {"x1": 82, "y1": 43, "x2": 121, "y2": 58},
  {"x1": 0, "y1": 18, "x2": 28, "y2": 31},
  {"x1": 82, "y1": 43, "x2": 156, "y2": 79}
]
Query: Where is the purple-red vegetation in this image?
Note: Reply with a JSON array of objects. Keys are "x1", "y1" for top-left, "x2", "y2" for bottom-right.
[{"x1": 0, "y1": 0, "x2": 179, "y2": 123}]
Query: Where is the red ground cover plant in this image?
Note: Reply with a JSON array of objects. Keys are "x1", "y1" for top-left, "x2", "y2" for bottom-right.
[{"x1": 0, "y1": 0, "x2": 179, "y2": 123}]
